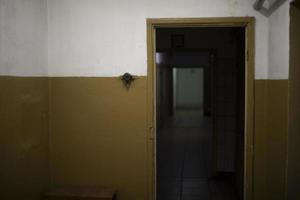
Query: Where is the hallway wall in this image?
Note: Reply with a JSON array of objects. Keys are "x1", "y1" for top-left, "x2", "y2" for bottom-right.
[
  {"x1": 176, "y1": 68, "x2": 204, "y2": 109},
  {"x1": 1, "y1": 0, "x2": 272, "y2": 79},
  {"x1": 268, "y1": 1, "x2": 290, "y2": 79},
  {"x1": 49, "y1": 77, "x2": 148, "y2": 200},
  {"x1": 0, "y1": 1, "x2": 49, "y2": 199},
  {"x1": 0, "y1": 77, "x2": 50, "y2": 200},
  {"x1": 0, "y1": 0, "x2": 293, "y2": 200},
  {"x1": 254, "y1": 80, "x2": 288, "y2": 200},
  {"x1": 0, "y1": 0, "x2": 48, "y2": 76}
]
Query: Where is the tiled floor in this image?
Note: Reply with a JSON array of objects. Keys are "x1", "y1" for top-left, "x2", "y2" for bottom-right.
[{"x1": 157, "y1": 110, "x2": 239, "y2": 200}]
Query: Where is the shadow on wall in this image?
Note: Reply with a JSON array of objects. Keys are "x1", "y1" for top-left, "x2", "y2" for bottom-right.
[{"x1": 0, "y1": 77, "x2": 49, "y2": 200}]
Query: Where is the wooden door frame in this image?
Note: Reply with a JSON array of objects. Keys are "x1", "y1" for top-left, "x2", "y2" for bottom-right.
[{"x1": 146, "y1": 17, "x2": 255, "y2": 200}]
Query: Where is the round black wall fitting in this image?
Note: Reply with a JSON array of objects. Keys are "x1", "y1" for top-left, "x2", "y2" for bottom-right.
[{"x1": 121, "y1": 72, "x2": 136, "y2": 89}]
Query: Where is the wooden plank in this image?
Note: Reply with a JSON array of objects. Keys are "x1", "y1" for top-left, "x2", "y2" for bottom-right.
[{"x1": 45, "y1": 186, "x2": 116, "y2": 200}]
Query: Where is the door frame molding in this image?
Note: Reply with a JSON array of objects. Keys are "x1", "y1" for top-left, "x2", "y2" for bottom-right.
[{"x1": 146, "y1": 17, "x2": 255, "y2": 200}]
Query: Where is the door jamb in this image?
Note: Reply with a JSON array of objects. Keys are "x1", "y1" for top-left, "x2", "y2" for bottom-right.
[{"x1": 146, "y1": 17, "x2": 255, "y2": 200}]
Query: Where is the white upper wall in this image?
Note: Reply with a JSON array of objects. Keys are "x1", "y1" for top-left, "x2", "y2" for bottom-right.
[
  {"x1": 47, "y1": 0, "x2": 269, "y2": 78},
  {"x1": 0, "y1": 0, "x2": 291, "y2": 79},
  {"x1": 268, "y1": 0, "x2": 290, "y2": 79},
  {"x1": 0, "y1": 0, "x2": 48, "y2": 76}
]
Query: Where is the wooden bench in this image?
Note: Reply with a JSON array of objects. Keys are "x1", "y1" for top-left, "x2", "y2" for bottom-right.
[{"x1": 44, "y1": 186, "x2": 116, "y2": 200}]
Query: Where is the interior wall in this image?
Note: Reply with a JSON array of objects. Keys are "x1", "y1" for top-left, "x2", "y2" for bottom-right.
[
  {"x1": 49, "y1": 77, "x2": 148, "y2": 200},
  {"x1": 252, "y1": 2, "x2": 291, "y2": 199},
  {"x1": 46, "y1": 0, "x2": 270, "y2": 78},
  {"x1": 0, "y1": 77, "x2": 49, "y2": 200},
  {"x1": 0, "y1": 1, "x2": 49, "y2": 199},
  {"x1": 0, "y1": 0, "x2": 48, "y2": 76},
  {"x1": 0, "y1": 0, "x2": 290, "y2": 80},
  {"x1": 0, "y1": 1, "x2": 293, "y2": 200},
  {"x1": 287, "y1": 4, "x2": 300, "y2": 199},
  {"x1": 1, "y1": 0, "x2": 290, "y2": 80},
  {"x1": 268, "y1": 0, "x2": 291, "y2": 79},
  {"x1": 176, "y1": 68, "x2": 203, "y2": 109},
  {"x1": 254, "y1": 80, "x2": 288, "y2": 200}
]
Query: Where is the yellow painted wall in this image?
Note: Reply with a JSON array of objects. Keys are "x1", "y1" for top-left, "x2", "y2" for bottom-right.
[
  {"x1": 0, "y1": 77, "x2": 49, "y2": 200},
  {"x1": 49, "y1": 77, "x2": 148, "y2": 200},
  {"x1": 287, "y1": 4, "x2": 300, "y2": 200},
  {"x1": 254, "y1": 80, "x2": 288, "y2": 200},
  {"x1": 48, "y1": 77, "x2": 289, "y2": 200},
  {"x1": 0, "y1": 76, "x2": 291, "y2": 200}
]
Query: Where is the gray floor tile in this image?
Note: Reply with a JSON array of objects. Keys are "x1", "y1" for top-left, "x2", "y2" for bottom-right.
[{"x1": 157, "y1": 110, "x2": 239, "y2": 200}]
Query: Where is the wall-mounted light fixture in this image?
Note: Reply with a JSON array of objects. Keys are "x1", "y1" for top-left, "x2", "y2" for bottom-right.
[{"x1": 254, "y1": 0, "x2": 287, "y2": 17}]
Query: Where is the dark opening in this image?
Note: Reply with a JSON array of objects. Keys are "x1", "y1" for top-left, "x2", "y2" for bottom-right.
[{"x1": 156, "y1": 27, "x2": 245, "y2": 200}]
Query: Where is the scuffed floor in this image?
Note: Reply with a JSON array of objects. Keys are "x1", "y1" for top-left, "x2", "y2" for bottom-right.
[{"x1": 157, "y1": 110, "x2": 239, "y2": 200}]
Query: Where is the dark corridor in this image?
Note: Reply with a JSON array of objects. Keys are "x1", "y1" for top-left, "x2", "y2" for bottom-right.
[{"x1": 156, "y1": 27, "x2": 245, "y2": 200}]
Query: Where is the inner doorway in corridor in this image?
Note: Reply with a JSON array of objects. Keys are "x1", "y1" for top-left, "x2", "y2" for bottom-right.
[{"x1": 156, "y1": 27, "x2": 246, "y2": 200}]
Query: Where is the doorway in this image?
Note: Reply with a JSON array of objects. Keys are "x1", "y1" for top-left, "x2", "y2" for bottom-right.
[{"x1": 147, "y1": 18, "x2": 254, "y2": 200}]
